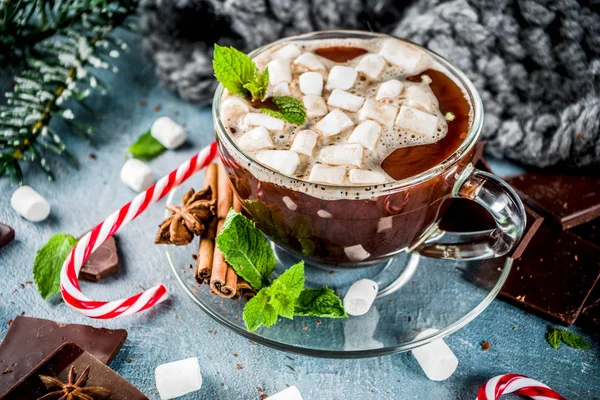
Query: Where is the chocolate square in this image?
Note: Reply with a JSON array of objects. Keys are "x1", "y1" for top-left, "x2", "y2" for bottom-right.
[{"x1": 79, "y1": 236, "x2": 120, "y2": 282}]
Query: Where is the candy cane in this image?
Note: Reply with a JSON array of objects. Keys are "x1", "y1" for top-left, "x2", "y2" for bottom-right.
[
  {"x1": 60, "y1": 142, "x2": 219, "y2": 318},
  {"x1": 477, "y1": 374, "x2": 565, "y2": 400}
]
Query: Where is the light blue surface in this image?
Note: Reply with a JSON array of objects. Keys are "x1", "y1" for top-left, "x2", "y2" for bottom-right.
[{"x1": 0, "y1": 31, "x2": 598, "y2": 399}]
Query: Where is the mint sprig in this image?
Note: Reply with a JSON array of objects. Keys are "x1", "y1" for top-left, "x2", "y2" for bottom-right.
[
  {"x1": 213, "y1": 44, "x2": 268, "y2": 101},
  {"x1": 294, "y1": 287, "x2": 347, "y2": 318},
  {"x1": 33, "y1": 233, "x2": 78, "y2": 299},
  {"x1": 547, "y1": 326, "x2": 591, "y2": 350},
  {"x1": 128, "y1": 130, "x2": 165, "y2": 160},
  {"x1": 261, "y1": 96, "x2": 306, "y2": 125}
]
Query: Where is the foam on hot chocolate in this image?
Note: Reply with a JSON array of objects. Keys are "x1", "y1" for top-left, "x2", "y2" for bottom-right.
[{"x1": 219, "y1": 37, "x2": 472, "y2": 196}]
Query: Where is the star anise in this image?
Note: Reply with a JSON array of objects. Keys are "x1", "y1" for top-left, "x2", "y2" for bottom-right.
[
  {"x1": 38, "y1": 366, "x2": 110, "y2": 400},
  {"x1": 155, "y1": 187, "x2": 216, "y2": 245}
]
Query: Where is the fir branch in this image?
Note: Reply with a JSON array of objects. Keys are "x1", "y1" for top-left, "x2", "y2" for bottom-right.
[{"x1": 0, "y1": 0, "x2": 136, "y2": 184}]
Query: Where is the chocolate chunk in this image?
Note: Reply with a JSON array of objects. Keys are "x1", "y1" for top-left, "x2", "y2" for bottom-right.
[
  {"x1": 476, "y1": 222, "x2": 600, "y2": 326},
  {"x1": 570, "y1": 217, "x2": 600, "y2": 248},
  {"x1": 4, "y1": 343, "x2": 148, "y2": 399},
  {"x1": 579, "y1": 283, "x2": 600, "y2": 331},
  {"x1": 507, "y1": 174, "x2": 600, "y2": 230},
  {"x1": 511, "y1": 206, "x2": 544, "y2": 259},
  {"x1": 0, "y1": 224, "x2": 14, "y2": 249},
  {"x1": 0, "y1": 316, "x2": 127, "y2": 397},
  {"x1": 80, "y1": 236, "x2": 120, "y2": 282}
]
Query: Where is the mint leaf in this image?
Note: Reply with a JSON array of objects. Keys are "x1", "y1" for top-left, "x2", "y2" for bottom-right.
[
  {"x1": 269, "y1": 293, "x2": 295, "y2": 319},
  {"x1": 265, "y1": 261, "x2": 305, "y2": 300},
  {"x1": 547, "y1": 327, "x2": 561, "y2": 349},
  {"x1": 294, "y1": 287, "x2": 347, "y2": 318},
  {"x1": 243, "y1": 291, "x2": 278, "y2": 332},
  {"x1": 33, "y1": 233, "x2": 78, "y2": 299},
  {"x1": 559, "y1": 330, "x2": 591, "y2": 349},
  {"x1": 261, "y1": 96, "x2": 306, "y2": 125},
  {"x1": 243, "y1": 68, "x2": 269, "y2": 101},
  {"x1": 128, "y1": 130, "x2": 165, "y2": 160},
  {"x1": 216, "y1": 209, "x2": 276, "y2": 290},
  {"x1": 213, "y1": 44, "x2": 259, "y2": 98}
]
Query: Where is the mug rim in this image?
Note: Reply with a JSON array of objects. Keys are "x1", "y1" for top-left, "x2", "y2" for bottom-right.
[{"x1": 212, "y1": 29, "x2": 484, "y2": 193}]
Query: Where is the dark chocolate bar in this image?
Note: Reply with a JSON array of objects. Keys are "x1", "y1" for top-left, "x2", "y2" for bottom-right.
[
  {"x1": 80, "y1": 236, "x2": 120, "y2": 282},
  {"x1": 0, "y1": 316, "x2": 127, "y2": 397},
  {"x1": 570, "y1": 217, "x2": 600, "y2": 248}
]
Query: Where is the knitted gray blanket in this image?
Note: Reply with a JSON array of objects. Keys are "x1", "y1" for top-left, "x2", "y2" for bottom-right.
[{"x1": 139, "y1": 0, "x2": 600, "y2": 168}]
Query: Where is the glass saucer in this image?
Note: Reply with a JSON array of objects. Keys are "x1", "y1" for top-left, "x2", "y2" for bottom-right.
[{"x1": 165, "y1": 187, "x2": 511, "y2": 358}]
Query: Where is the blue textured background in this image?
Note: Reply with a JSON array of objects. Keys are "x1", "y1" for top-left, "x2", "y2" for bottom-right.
[{"x1": 0, "y1": 30, "x2": 598, "y2": 400}]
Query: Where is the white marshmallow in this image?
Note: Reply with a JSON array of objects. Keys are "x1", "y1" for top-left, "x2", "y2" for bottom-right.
[
  {"x1": 327, "y1": 89, "x2": 365, "y2": 112},
  {"x1": 237, "y1": 126, "x2": 274, "y2": 152},
  {"x1": 298, "y1": 72, "x2": 323, "y2": 96},
  {"x1": 377, "y1": 216, "x2": 394, "y2": 232},
  {"x1": 255, "y1": 150, "x2": 300, "y2": 176},
  {"x1": 271, "y1": 44, "x2": 301, "y2": 60},
  {"x1": 359, "y1": 99, "x2": 399, "y2": 128},
  {"x1": 319, "y1": 144, "x2": 364, "y2": 167},
  {"x1": 150, "y1": 116, "x2": 186, "y2": 149},
  {"x1": 120, "y1": 159, "x2": 155, "y2": 192},
  {"x1": 155, "y1": 357, "x2": 202, "y2": 400},
  {"x1": 282, "y1": 196, "x2": 297, "y2": 211},
  {"x1": 245, "y1": 113, "x2": 285, "y2": 132},
  {"x1": 308, "y1": 164, "x2": 347, "y2": 185},
  {"x1": 348, "y1": 120, "x2": 381, "y2": 150},
  {"x1": 343, "y1": 278, "x2": 378, "y2": 315},
  {"x1": 376, "y1": 80, "x2": 404, "y2": 101},
  {"x1": 325, "y1": 66, "x2": 358, "y2": 90},
  {"x1": 314, "y1": 110, "x2": 354, "y2": 137},
  {"x1": 356, "y1": 53, "x2": 386, "y2": 80},
  {"x1": 403, "y1": 85, "x2": 435, "y2": 112},
  {"x1": 266, "y1": 386, "x2": 304, "y2": 400},
  {"x1": 220, "y1": 97, "x2": 250, "y2": 119},
  {"x1": 267, "y1": 59, "x2": 292, "y2": 86},
  {"x1": 395, "y1": 105, "x2": 438, "y2": 138},
  {"x1": 317, "y1": 209, "x2": 333, "y2": 218},
  {"x1": 294, "y1": 52, "x2": 326, "y2": 71},
  {"x1": 349, "y1": 169, "x2": 387, "y2": 184},
  {"x1": 411, "y1": 329, "x2": 458, "y2": 381},
  {"x1": 272, "y1": 82, "x2": 290, "y2": 97},
  {"x1": 10, "y1": 186, "x2": 50, "y2": 222},
  {"x1": 302, "y1": 95, "x2": 328, "y2": 118},
  {"x1": 290, "y1": 129, "x2": 319, "y2": 156},
  {"x1": 379, "y1": 39, "x2": 423, "y2": 74}
]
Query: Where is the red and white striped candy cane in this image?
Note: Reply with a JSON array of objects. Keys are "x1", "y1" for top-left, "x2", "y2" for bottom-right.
[
  {"x1": 60, "y1": 142, "x2": 219, "y2": 319},
  {"x1": 477, "y1": 374, "x2": 565, "y2": 400}
]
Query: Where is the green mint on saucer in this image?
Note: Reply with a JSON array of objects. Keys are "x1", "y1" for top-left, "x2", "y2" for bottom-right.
[{"x1": 33, "y1": 233, "x2": 78, "y2": 299}]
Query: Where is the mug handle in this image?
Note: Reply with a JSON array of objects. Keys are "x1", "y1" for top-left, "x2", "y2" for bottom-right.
[{"x1": 412, "y1": 164, "x2": 526, "y2": 260}]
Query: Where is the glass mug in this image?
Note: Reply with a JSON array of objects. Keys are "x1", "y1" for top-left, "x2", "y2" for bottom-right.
[{"x1": 214, "y1": 30, "x2": 526, "y2": 268}]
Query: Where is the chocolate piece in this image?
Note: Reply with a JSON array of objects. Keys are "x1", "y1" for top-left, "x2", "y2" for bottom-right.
[
  {"x1": 507, "y1": 174, "x2": 600, "y2": 230},
  {"x1": 476, "y1": 222, "x2": 600, "y2": 325},
  {"x1": 510, "y1": 206, "x2": 544, "y2": 259},
  {"x1": 80, "y1": 236, "x2": 120, "y2": 282},
  {"x1": 0, "y1": 316, "x2": 127, "y2": 397},
  {"x1": 579, "y1": 283, "x2": 600, "y2": 330},
  {"x1": 570, "y1": 217, "x2": 600, "y2": 248},
  {"x1": 0, "y1": 224, "x2": 14, "y2": 249},
  {"x1": 4, "y1": 343, "x2": 148, "y2": 399}
]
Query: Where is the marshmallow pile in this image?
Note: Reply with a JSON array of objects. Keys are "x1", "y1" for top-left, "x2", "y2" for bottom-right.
[{"x1": 222, "y1": 38, "x2": 447, "y2": 186}]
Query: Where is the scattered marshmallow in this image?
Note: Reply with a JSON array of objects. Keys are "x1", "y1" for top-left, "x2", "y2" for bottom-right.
[
  {"x1": 10, "y1": 185, "x2": 51, "y2": 222},
  {"x1": 317, "y1": 209, "x2": 333, "y2": 218},
  {"x1": 325, "y1": 66, "x2": 358, "y2": 90},
  {"x1": 348, "y1": 120, "x2": 381, "y2": 150},
  {"x1": 403, "y1": 85, "x2": 435, "y2": 113},
  {"x1": 155, "y1": 357, "x2": 202, "y2": 400},
  {"x1": 266, "y1": 386, "x2": 304, "y2": 400},
  {"x1": 395, "y1": 105, "x2": 438, "y2": 138},
  {"x1": 299, "y1": 72, "x2": 323, "y2": 96},
  {"x1": 282, "y1": 196, "x2": 297, "y2": 211},
  {"x1": 349, "y1": 169, "x2": 387, "y2": 184},
  {"x1": 272, "y1": 82, "x2": 290, "y2": 97},
  {"x1": 150, "y1": 116, "x2": 186, "y2": 149},
  {"x1": 290, "y1": 129, "x2": 319, "y2": 156},
  {"x1": 343, "y1": 278, "x2": 378, "y2": 315},
  {"x1": 377, "y1": 216, "x2": 394, "y2": 232},
  {"x1": 411, "y1": 329, "x2": 458, "y2": 381},
  {"x1": 302, "y1": 95, "x2": 328, "y2": 118},
  {"x1": 308, "y1": 164, "x2": 347, "y2": 185},
  {"x1": 120, "y1": 159, "x2": 155, "y2": 192},
  {"x1": 356, "y1": 54, "x2": 386, "y2": 80},
  {"x1": 379, "y1": 39, "x2": 423, "y2": 74},
  {"x1": 314, "y1": 109, "x2": 354, "y2": 137},
  {"x1": 237, "y1": 126, "x2": 274, "y2": 152},
  {"x1": 376, "y1": 80, "x2": 404, "y2": 101},
  {"x1": 319, "y1": 144, "x2": 364, "y2": 167},
  {"x1": 294, "y1": 52, "x2": 326, "y2": 71},
  {"x1": 271, "y1": 44, "x2": 301, "y2": 60},
  {"x1": 359, "y1": 99, "x2": 399, "y2": 128},
  {"x1": 267, "y1": 59, "x2": 292, "y2": 86},
  {"x1": 327, "y1": 89, "x2": 365, "y2": 112},
  {"x1": 245, "y1": 113, "x2": 285, "y2": 132},
  {"x1": 255, "y1": 150, "x2": 300, "y2": 176},
  {"x1": 220, "y1": 97, "x2": 250, "y2": 119}
]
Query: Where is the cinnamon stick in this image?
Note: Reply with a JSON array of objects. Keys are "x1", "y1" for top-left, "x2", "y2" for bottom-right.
[
  {"x1": 217, "y1": 161, "x2": 233, "y2": 218},
  {"x1": 236, "y1": 277, "x2": 257, "y2": 302},
  {"x1": 233, "y1": 194, "x2": 243, "y2": 213},
  {"x1": 210, "y1": 219, "x2": 238, "y2": 298},
  {"x1": 194, "y1": 163, "x2": 218, "y2": 284}
]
